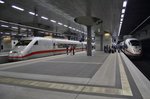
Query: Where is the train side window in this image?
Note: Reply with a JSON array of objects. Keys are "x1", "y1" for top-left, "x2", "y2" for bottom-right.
[
  {"x1": 129, "y1": 42, "x2": 131, "y2": 45},
  {"x1": 34, "y1": 41, "x2": 38, "y2": 45}
]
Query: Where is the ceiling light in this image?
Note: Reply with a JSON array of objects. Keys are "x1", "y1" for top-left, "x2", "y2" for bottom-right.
[
  {"x1": 120, "y1": 21, "x2": 123, "y2": 24},
  {"x1": 121, "y1": 14, "x2": 124, "y2": 18},
  {"x1": 123, "y1": 1, "x2": 127, "y2": 7},
  {"x1": 122, "y1": 9, "x2": 125, "y2": 13},
  {"x1": 12, "y1": 33, "x2": 16, "y2": 35},
  {"x1": 72, "y1": 28, "x2": 76, "y2": 30},
  {"x1": 5, "y1": 32, "x2": 10, "y2": 35},
  {"x1": 50, "y1": 20, "x2": 56, "y2": 23},
  {"x1": 12, "y1": 26, "x2": 18, "y2": 29},
  {"x1": 69, "y1": 26, "x2": 72, "y2": 29},
  {"x1": 21, "y1": 28, "x2": 26, "y2": 31},
  {"x1": 29, "y1": 12, "x2": 35, "y2": 15},
  {"x1": 58, "y1": 22, "x2": 63, "y2": 25},
  {"x1": 11, "y1": 5, "x2": 24, "y2": 11},
  {"x1": 41, "y1": 16, "x2": 48, "y2": 20},
  {"x1": 64, "y1": 24, "x2": 68, "y2": 27},
  {"x1": 76, "y1": 29, "x2": 79, "y2": 31},
  {"x1": 120, "y1": 18, "x2": 123, "y2": 22},
  {"x1": 104, "y1": 33, "x2": 110, "y2": 37},
  {"x1": 0, "y1": 0, "x2": 4, "y2": 3},
  {"x1": 1, "y1": 25, "x2": 9, "y2": 27},
  {"x1": 23, "y1": 34, "x2": 27, "y2": 36}
]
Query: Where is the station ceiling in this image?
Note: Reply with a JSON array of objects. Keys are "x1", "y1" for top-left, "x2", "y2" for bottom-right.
[{"x1": 0, "y1": 0, "x2": 149, "y2": 38}]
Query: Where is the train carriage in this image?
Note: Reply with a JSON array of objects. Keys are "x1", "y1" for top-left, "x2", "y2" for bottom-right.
[{"x1": 9, "y1": 37, "x2": 86, "y2": 61}]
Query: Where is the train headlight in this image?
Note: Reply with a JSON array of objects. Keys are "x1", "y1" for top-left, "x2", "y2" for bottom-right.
[{"x1": 9, "y1": 51, "x2": 13, "y2": 54}]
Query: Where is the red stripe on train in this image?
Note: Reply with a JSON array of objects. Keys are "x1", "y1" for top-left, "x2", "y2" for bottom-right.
[{"x1": 9, "y1": 48, "x2": 85, "y2": 59}]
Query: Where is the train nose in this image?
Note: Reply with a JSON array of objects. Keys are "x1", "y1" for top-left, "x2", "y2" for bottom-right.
[{"x1": 8, "y1": 51, "x2": 23, "y2": 61}]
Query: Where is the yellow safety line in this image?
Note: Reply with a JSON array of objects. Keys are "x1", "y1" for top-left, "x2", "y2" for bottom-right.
[
  {"x1": 118, "y1": 53, "x2": 133, "y2": 96},
  {"x1": 0, "y1": 53, "x2": 133, "y2": 96}
]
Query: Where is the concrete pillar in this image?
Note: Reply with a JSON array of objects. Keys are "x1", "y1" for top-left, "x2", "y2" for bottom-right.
[
  {"x1": 87, "y1": 26, "x2": 92, "y2": 56},
  {"x1": 95, "y1": 34, "x2": 103, "y2": 51},
  {"x1": 0, "y1": 36, "x2": 2, "y2": 52},
  {"x1": 100, "y1": 34, "x2": 103, "y2": 51}
]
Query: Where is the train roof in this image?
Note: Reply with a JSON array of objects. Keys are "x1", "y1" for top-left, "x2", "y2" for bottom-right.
[
  {"x1": 125, "y1": 38, "x2": 139, "y2": 41},
  {"x1": 20, "y1": 37, "x2": 81, "y2": 44}
]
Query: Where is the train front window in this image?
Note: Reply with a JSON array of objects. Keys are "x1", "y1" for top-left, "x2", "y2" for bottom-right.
[
  {"x1": 16, "y1": 40, "x2": 31, "y2": 46},
  {"x1": 130, "y1": 40, "x2": 140, "y2": 46}
]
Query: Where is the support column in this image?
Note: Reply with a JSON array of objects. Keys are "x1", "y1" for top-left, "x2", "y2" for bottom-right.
[
  {"x1": 87, "y1": 26, "x2": 92, "y2": 56},
  {"x1": 100, "y1": 34, "x2": 103, "y2": 51},
  {"x1": 0, "y1": 35, "x2": 2, "y2": 52}
]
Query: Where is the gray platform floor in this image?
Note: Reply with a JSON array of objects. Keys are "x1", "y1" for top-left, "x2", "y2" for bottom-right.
[{"x1": 0, "y1": 51, "x2": 149, "y2": 99}]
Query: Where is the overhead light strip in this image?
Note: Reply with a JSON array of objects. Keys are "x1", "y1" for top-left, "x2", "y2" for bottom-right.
[
  {"x1": 41, "y1": 16, "x2": 48, "y2": 20},
  {"x1": 121, "y1": 14, "x2": 124, "y2": 18},
  {"x1": 50, "y1": 20, "x2": 56, "y2": 23},
  {"x1": 11, "y1": 26, "x2": 18, "y2": 29},
  {"x1": 58, "y1": 22, "x2": 63, "y2": 25},
  {"x1": 123, "y1": 1, "x2": 127, "y2": 7},
  {"x1": 11, "y1": 5, "x2": 24, "y2": 11},
  {"x1": 122, "y1": 9, "x2": 125, "y2": 14},
  {"x1": 118, "y1": 0, "x2": 128, "y2": 36},
  {"x1": 29, "y1": 12, "x2": 35, "y2": 15},
  {"x1": 64, "y1": 24, "x2": 68, "y2": 27},
  {"x1": 1, "y1": 25, "x2": 9, "y2": 27},
  {"x1": 0, "y1": 0, "x2": 4, "y2": 4}
]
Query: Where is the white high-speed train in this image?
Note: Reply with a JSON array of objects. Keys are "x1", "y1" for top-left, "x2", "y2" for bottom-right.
[
  {"x1": 121, "y1": 38, "x2": 142, "y2": 57},
  {"x1": 8, "y1": 37, "x2": 87, "y2": 61}
]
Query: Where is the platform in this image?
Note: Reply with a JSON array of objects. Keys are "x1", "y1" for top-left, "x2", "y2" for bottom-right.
[{"x1": 0, "y1": 51, "x2": 149, "y2": 99}]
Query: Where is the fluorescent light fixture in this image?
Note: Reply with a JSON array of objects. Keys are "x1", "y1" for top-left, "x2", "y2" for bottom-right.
[
  {"x1": 29, "y1": 12, "x2": 35, "y2": 15},
  {"x1": 5, "y1": 32, "x2": 10, "y2": 35},
  {"x1": 122, "y1": 9, "x2": 125, "y2": 13},
  {"x1": 12, "y1": 5, "x2": 24, "y2": 11},
  {"x1": 40, "y1": 31, "x2": 45, "y2": 33},
  {"x1": 11, "y1": 26, "x2": 18, "y2": 29},
  {"x1": 29, "y1": 12, "x2": 38, "y2": 16},
  {"x1": 50, "y1": 20, "x2": 56, "y2": 23},
  {"x1": 104, "y1": 33, "x2": 110, "y2": 37},
  {"x1": 121, "y1": 14, "x2": 124, "y2": 18},
  {"x1": 68, "y1": 26, "x2": 72, "y2": 29},
  {"x1": 120, "y1": 18, "x2": 123, "y2": 22},
  {"x1": 0, "y1": 0, "x2": 4, "y2": 3},
  {"x1": 123, "y1": 1, "x2": 127, "y2": 7},
  {"x1": 41, "y1": 16, "x2": 48, "y2": 20},
  {"x1": 76, "y1": 29, "x2": 79, "y2": 31},
  {"x1": 1, "y1": 25, "x2": 9, "y2": 27},
  {"x1": 64, "y1": 24, "x2": 68, "y2": 27},
  {"x1": 21, "y1": 28, "x2": 26, "y2": 31},
  {"x1": 12, "y1": 33, "x2": 16, "y2": 35},
  {"x1": 72, "y1": 28, "x2": 76, "y2": 30},
  {"x1": 58, "y1": 22, "x2": 63, "y2": 25}
]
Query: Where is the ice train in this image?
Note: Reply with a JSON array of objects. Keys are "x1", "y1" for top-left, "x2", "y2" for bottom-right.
[
  {"x1": 8, "y1": 37, "x2": 87, "y2": 61},
  {"x1": 121, "y1": 38, "x2": 142, "y2": 57}
]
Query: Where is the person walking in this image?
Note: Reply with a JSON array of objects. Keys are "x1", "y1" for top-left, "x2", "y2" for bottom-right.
[{"x1": 72, "y1": 45, "x2": 75, "y2": 55}]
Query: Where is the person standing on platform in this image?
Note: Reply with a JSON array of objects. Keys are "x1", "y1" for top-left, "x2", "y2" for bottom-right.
[
  {"x1": 69, "y1": 45, "x2": 72, "y2": 55},
  {"x1": 72, "y1": 45, "x2": 75, "y2": 55},
  {"x1": 66, "y1": 45, "x2": 69, "y2": 55}
]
